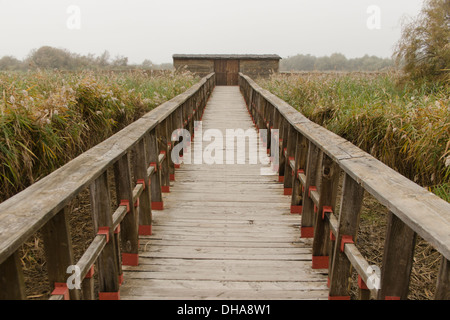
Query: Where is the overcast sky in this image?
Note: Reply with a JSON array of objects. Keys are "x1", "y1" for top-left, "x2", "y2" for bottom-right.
[{"x1": 0, "y1": 0, "x2": 425, "y2": 64}]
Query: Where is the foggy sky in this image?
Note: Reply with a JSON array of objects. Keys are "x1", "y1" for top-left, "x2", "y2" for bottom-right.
[{"x1": 0, "y1": 0, "x2": 425, "y2": 64}]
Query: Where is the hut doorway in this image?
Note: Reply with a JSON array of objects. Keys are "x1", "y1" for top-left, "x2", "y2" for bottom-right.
[{"x1": 214, "y1": 60, "x2": 239, "y2": 86}]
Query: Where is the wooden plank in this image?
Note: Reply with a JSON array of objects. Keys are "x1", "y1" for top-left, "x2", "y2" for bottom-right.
[
  {"x1": 89, "y1": 172, "x2": 120, "y2": 295},
  {"x1": 140, "y1": 240, "x2": 307, "y2": 249},
  {"x1": 124, "y1": 269, "x2": 323, "y2": 281},
  {"x1": 76, "y1": 235, "x2": 106, "y2": 280},
  {"x1": 435, "y1": 257, "x2": 450, "y2": 300},
  {"x1": 132, "y1": 136, "x2": 152, "y2": 231},
  {"x1": 114, "y1": 154, "x2": 140, "y2": 262},
  {"x1": 378, "y1": 212, "x2": 417, "y2": 300},
  {"x1": 283, "y1": 125, "x2": 297, "y2": 193},
  {"x1": 344, "y1": 243, "x2": 380, "y2": 297},
  {"x1": 121, "y1": 85, "x2": 328, "y2": 300},
  {"x1": 121, "y1": 288, "x2": 327, "y2": 300},
  {"x1": 122, "y1": 278, "x2": 326, "y2": 291},
  {"x1": 131, "y1": 257, "x2": 317, "y2": 269},
  {"x1": 148, "y1": 129, "x2": 163, "y2": 207},
  {"x1": 0, "y1": 251, "x2": 26, "y2": 300},
  {"x1": 329, "y1": 173, "x2": 365, "y2": 299},
  {"x1": 301, "y1": 142, "x2": 321, "y2": 237},
  {"x1": 76, "y1": 235, "x2": 106, "y2": 300},
  {"x1": 41, "y1": 207, "x2": 79, "y2": 300},
  {"x1": 312, "y1": 155, "x2": 339, "y2": 268},
  {"x1": 139, "y1": 245, "x2": 310, "y2": 256}
]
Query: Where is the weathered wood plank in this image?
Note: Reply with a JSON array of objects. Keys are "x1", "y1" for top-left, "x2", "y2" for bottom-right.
[
  {"x1": 0, "y1": 251, "x2": 26, "y2": 300},
  {"x1": 89, "y1": 172, "x2": 121, "y2": 297},
  {"x1": 121, "y1": 86, "x2": 328, "y2": 300},
  {"x1": 329, "y1": 173, "x2": 365, "y2": 299},
  {"x1": 41, "y1": 207, "x2": 79, "y2": 300},
  {"x1": 378, "y1": 212, "x2": 417, "y2": 300}
]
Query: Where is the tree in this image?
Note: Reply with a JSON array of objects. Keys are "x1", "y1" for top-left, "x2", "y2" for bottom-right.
[
  {"x1": 141, "y1": 59, "x2": 153, "y2": 69},
  {"x1": 96, "y1": 50, "x2": 111, "y2": 67},
  {"x1": 393, "y1": 0, "x2": 450, "y2": 82},
  {"x1": 27, "y1": 46, "x2": 73, "y2": 69},
  {"x1": 0, "y1": 56, "x2": 24, "y2": 71},
  {"x1": 112, "y1": 55, "x2": 128, "y2": 67}
]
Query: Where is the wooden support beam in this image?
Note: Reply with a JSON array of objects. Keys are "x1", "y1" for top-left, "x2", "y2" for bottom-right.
[
  {"x1": 89, "y1": 172, "x2": 120, "y2": 299},
  {"x1": 157, "y1": 119, "x2": 170, "y2": 193},
  {"x1": 312, "y1": 154, "x2": 339, "y2": 270},
  {"x1": 114, "y1": 153, "x2": 139, "y2": 267},
  {"x1": 148, "y1": 129, "x2": 163, "y2": 210},
  {"x1": 329, "y1": 173, "x2": 365, "y2": 299},
  {"x1": 283, "y1": 125, "x2": 297, "y2": 196},
  {"x1": 278, "y1": 117, "x2": 289, "y2": 182},
  {"x1": 291, "y1": 133, "x2": 306, "y2": 214},
  {"x1": 301, "y1": 141, "x2": 320, "y2": 238},
  {"x1": 435, "y1": 257, "x2": 450, "y2": 300},
  {"x1": 0, "y1": 251, "x2": 26, "y2": 300},
  {"x1": 133, "y1": 137, "x2": 153, "y2": 235},
  {"x1": 378, "y1": 212, "x2": 417, "y2": 300},
  {"x1": 41, "y1": 207, "x2": 79, "y2": 300}
]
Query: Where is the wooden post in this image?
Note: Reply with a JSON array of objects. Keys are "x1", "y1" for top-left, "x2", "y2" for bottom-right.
[
  {"x1": 167, "y1": 114, "x2": 175, "y2": 182},
  {"x1": 300, "y1": 141, "x2": 320, "y2": 238},
  {"x1": 377, "y1": 212, "x2": 417, "y2": 300},
  {"x1": 270, "y1": 108, "x2": 280, "y2": 163},
  {"x1": 149, "y1": 128, "x2": 163, "y2": 210},
  {"x1": 41, "y1": 207, "x2": 80, "y2": 300},
  {"x1": 328, "y1": 173, "x2": 365, "y2": 300},
  {"x1": 248, "y1": 89, "x2": 254, "y2": 121},
  {"x1": 90, "y1": 172, "x2": 120, "y2": 300},
  {"x1": 173, "y1": 107, "x2": 184, "y2": 169},
  {"x1": 278, "y1": 118, "x2": 288, "y2": 183},
  {"x1": 257, "y1": 96, "x2": 265, "y2": 132},
  {"x1": 312, "y1": 154, "x2": 339, "y2": 270},
  {"x1": 158, "y1": 119, "x2": 170, "y2": 193},
  {"x1": 133, "y1": 137, "x2": 153, "y2": 236},
  {"x1": 435, "y1": 257, "x2": 450, "y2": 300},
  {"x1": 283, "y1": 125, "x2": 296, "y2": 196},
  {"x1": 253, "y1": 92, "x2": 260, "y2": 130},
  {"x1": 291, "y1": 134, "x2": 307, "y2": 214},
  {"x1": 81, "y1": 266, "x2": 95, "y2": 300},
  {"x1": 187, "y1": 98, "x2": 194, "y2": 142},
  {"x1": 114, "y1": 153, "x2": 140, "y2": 267},
  {"x1": 0, "y1": 251, "x2": 26, "y2": 300},
  {"x1": 265, "y1": 103, "x2": 273, "y2": 156}
]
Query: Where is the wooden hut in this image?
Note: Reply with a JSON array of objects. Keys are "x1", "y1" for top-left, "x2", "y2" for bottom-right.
[{"x1": 173, "y1": 54, "x2": 281, "y2": 85}]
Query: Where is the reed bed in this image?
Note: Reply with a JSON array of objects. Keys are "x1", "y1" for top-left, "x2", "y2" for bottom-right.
[
  {"x1": 259, "y1": 72, "x2": 449, "y2": 201},
  {"x1": 0, "y1": 69, "x2": 198, "y2": 203}
]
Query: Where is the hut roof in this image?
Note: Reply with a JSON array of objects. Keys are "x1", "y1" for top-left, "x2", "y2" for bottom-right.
[{"x1": 173, "y1": 54, "x2": 281, "y2": 60}]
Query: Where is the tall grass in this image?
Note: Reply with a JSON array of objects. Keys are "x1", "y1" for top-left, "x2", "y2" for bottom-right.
[
  {"x1": 0, "y1": 70, "x2": 198, "y2": 202},
  {"x1": 259, "y1": 72, "x2": 449, "y2": 200}
]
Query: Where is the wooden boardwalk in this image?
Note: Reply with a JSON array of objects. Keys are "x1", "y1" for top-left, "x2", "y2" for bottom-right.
[{"x1": 120, "y1": 86, "x2": 328, "y2": 300}]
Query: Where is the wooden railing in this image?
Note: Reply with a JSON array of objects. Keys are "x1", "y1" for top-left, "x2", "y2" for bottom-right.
[
  {"x1": 239, "y1": 73, "x2": 450, "y2": 300},
  {"x1": 0, "y1": 73, "x2": 215, "y2": 300}
]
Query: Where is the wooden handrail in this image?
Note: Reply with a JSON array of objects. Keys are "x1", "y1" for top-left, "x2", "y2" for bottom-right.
[
  {"x1": 0, "y1": 73, "x2": 215, "y2": 300},
  {"x1": 239, "y1": 72, "x2": 450, "y2": 300}
]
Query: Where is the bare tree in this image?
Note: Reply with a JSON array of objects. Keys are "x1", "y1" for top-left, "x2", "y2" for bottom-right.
[{"x1": 394, "y1": 0, "x2": 450, "y2": 82}]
